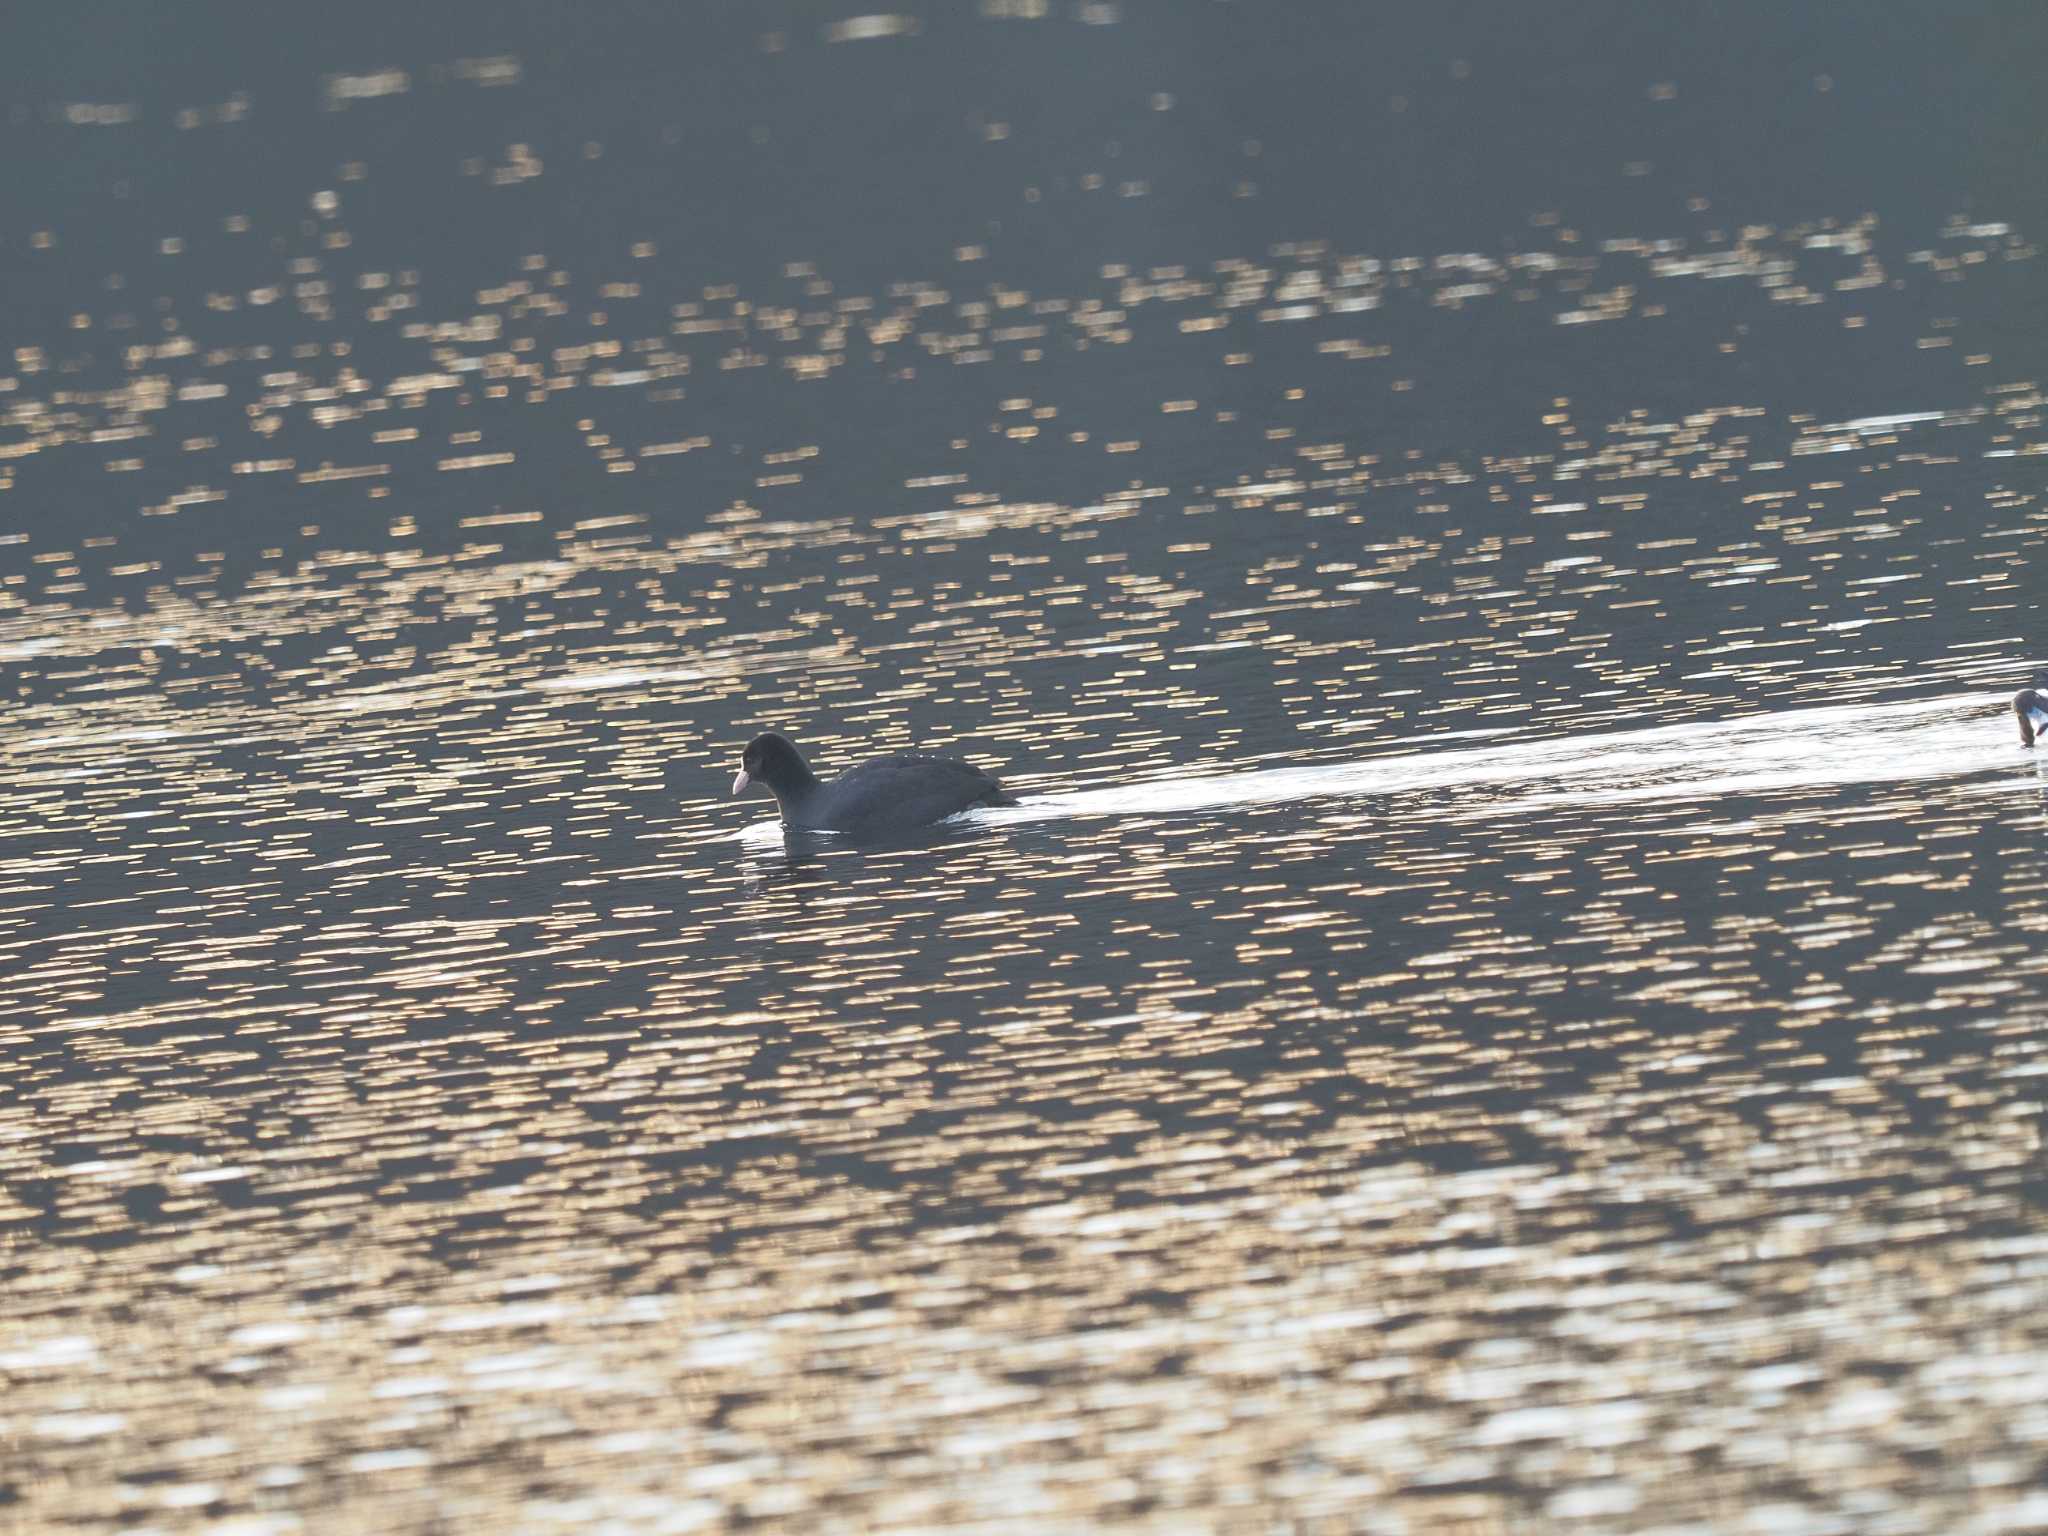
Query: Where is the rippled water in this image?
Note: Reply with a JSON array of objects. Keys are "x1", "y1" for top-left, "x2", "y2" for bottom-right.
[{"x1": 5, "y1": 8, "x2": 2048, "y2": 1534}]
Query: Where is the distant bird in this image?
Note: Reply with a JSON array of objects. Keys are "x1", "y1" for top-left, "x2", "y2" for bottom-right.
[
  {"x1": 731, "y1": 731, "x2": 1013, "y2": 834},
  {"x1": 2017, "y1": 687, "x2": 2048, "y2": 748}
]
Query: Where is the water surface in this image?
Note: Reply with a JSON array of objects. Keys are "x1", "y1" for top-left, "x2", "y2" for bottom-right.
[{"x1": 4, "y1": 6, "x2": 2048, "y2": 1533}]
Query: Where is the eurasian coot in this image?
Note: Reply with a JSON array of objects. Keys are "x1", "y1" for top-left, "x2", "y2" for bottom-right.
[
  {"x1": 2017, "y1": 687, "x2": 2048, "y2": 748},
  {"x1": 731, "y1": 731, "x2": 1013, "y2": 834}
]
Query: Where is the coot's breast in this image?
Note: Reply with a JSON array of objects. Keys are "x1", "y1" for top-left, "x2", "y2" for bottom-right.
[{"x1": 799, "y1": 753, "x2": 1007, "y2": 834}]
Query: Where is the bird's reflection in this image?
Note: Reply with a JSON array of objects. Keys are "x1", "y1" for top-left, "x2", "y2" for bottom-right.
[{"x1": 740, "y1": 815, "x2": 1015, "y2": 879}]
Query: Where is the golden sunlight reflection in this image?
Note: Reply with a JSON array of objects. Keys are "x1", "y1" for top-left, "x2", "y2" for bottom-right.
[{"x1": 4, "y1": 11, "x2": 2048, "y2": 1533}]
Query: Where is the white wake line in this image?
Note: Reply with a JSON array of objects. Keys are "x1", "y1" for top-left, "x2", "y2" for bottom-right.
[{"x1": 733, "y1": 691, "x2": 2040, "y2": 843}]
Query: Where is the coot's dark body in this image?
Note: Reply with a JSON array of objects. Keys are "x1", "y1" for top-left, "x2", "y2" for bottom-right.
[{"x1": 732, "y1": 731, "x2": 1012, "y2": 834}]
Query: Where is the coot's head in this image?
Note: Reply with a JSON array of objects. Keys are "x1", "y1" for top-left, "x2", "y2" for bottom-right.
[{"x1": 733, "y1": 731, "x2": 813, "y2": 797}]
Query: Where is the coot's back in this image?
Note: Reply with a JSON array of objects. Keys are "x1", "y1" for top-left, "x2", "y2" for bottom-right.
[{"x1": 799, "y1": 752, "x2": 1012, "y2": 834}]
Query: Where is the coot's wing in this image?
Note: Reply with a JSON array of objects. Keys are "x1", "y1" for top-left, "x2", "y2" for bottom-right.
[{"x1": 814, "y1": 753, "x2": 1006, "y2": 834}]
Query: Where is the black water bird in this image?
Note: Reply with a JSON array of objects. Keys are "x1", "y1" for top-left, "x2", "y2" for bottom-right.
[
  {"x1": 731, "y1": 731, "x2": 1013, "y2": 834},
  {"x1": 2017, "y1": 687, "x2": 2048, "y2": 748}
]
